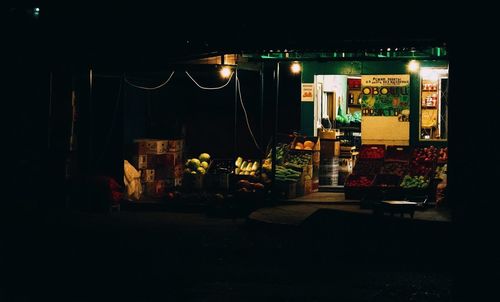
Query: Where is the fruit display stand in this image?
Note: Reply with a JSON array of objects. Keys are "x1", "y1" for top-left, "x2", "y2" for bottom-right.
[{"x1": 291, "y1": 135, "x2": 320, "y2": 192}]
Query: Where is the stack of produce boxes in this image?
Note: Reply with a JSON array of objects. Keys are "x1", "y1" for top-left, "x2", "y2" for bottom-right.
[
  {"x1": 291, "y1": 135, "x2": 320, "y2": 193},
  {"x1": 377, "y1": 145, "x2": 411, "y2": 199},
  {"x1": 133, "y1": 139, "x2": 184, "y2": 199},
  {"x1": 346, "y1": 144, "x2": 385, "y2": 199}
]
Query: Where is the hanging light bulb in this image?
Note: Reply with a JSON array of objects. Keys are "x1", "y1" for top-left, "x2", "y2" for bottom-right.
[
  {"x1": 408, "y1": 60, "x2": 420, "y2": 73},
  {"x1": 291, "y1": 62, "x2": 301, "y2": 74},
  {"x1": 219, "y1": 66, "x2": 231, "y2": 79}
]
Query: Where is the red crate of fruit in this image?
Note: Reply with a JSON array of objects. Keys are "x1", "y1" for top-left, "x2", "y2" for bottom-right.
[
  {"x1": 380, "y1": 161, "x2": 409, "y2": 177},
  {"x1": 409, "y1": 161, "x2": 435, "y2": 178},
  {"x1": 385, "y1": 145, "x2": 411, "y2": 162},
  {"x1": 373, "y1": 174, "x2": 402, "y2": 188},
  {"x1": 411, "y1": 146, "x2": 438, "y2": 164},
  {"x1": 352, "y1": 159, "x2": 383, "y2": 175},
  {"x1": 344, "y1": 174, "x2": 375, "y2": 200},
  {"x1": 359, "y1": 144, "x2": 385, "y2": 160}
]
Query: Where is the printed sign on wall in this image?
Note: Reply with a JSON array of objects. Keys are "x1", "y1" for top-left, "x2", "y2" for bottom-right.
[
  {"x1": 301, "y1": 83, "x2": 314, "y2": 102},
  {"x1": 360, "y1": 75, "x2": 410, "y2": 117}
]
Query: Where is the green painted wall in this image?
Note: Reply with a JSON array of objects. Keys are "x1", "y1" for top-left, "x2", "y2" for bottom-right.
[{"x1": 300, "y1": 60, "x2": 448, "y2": 147}]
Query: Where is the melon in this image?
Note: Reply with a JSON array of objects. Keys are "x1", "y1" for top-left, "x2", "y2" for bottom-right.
[
  {"x1": 199, "y1": 153, "x2": 211, "y2": 162},
  {"x1": 304, "y1": 140, "x2": 315, "y2": 148},
  {"x1": 188, "y1": 158, "x2": 201, "y2": 170},
  {"x1": 201, "y1": 161, "x2": 209, "y2": 169}
]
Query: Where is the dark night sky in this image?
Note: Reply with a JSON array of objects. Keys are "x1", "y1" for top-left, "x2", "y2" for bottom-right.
[{"x1": 6, "y1": 1, "x2": 457, "y2": 67}]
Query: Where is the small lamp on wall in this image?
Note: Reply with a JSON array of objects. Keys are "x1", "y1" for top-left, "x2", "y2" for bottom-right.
[
  {"x1": 291, "y1": 61, "x2": 301, "y2": 74},
  {"x1": 408, "y1": 60, "x2": 420, "y2": 73},
  {"x1": 219, "y1": 66, "x2": 231, "y2": 79}
]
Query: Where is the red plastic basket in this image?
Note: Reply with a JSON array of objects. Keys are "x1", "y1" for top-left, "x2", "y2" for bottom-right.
[{"x1": 359, "y1": 144, "x2": 386, "y2": 160}]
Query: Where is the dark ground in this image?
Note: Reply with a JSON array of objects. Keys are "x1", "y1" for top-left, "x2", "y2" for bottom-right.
[{"x1": 1, "y1": 206, "x2": 456, "y2": 302}]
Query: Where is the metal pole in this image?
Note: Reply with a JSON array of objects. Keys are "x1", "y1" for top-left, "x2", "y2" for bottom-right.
[
  {"x1": 234, "y1": 68, "x2": 238, "y2": 160},
  {"x1": 88, "y1": 67, "x2": 93, "y2": 172},
  {"x1": 272, "y1": 62, "x2": 279, "y2": 198},
  {"x1": 48, "y1": 72, "x2": 53, "y2": 150},
  {"x1": 260, "y1": 65, "x2": 264, "y2": 151}
]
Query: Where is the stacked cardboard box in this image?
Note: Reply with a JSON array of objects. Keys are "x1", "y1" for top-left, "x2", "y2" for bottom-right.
[{"x1": 133, "y1": 139, "x2": 184, "y2": 198}]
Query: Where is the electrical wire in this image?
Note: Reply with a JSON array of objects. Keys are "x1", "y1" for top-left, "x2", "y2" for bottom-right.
[
  {"x1": 124, "y1": 71, "x2": 175, "y2": 90},
  {"x1": 237, "y1": 75, "x2": 263, "y2": 153},
  {"x1": 185, "y1": 71, "x2": 234, "y2": 90}
]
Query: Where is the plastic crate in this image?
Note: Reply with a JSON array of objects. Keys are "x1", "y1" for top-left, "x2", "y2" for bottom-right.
[
  {"x1": 385, "y1": 145, "x2": 411, "y2": 162},
  {"x1": 374, "y1": 174, "x2": 402, "y2": 188},
  {"x1": 411, "y1": 147, "x2": 438, "y2": 164},
  {"x1": 344, "y1": 174, "x2": 375, "y2": 200},
  {"x1": 409, "y1": 161, "x2": 435, "y2": 178},
  {"x1": 352, "y1": 159, "x2": 383, "y2": 175},
  {"x1": 380, "y1": 161, "x2": 409, "y2": 177},
  {"x1": 358, "y1": 144, "x2": 385, "y2": 160}
]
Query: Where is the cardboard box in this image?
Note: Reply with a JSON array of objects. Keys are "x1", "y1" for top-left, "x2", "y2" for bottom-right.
[
  {"x1": 145, "y1": 180, "x2": 167, "y2": 198},
  {"x1": 165, "y1": 177, "x2": 182, "y2": 188},
  {"x1": 167, "y1": 139, "x2": 184, "y2": 152},
  {"x1": 146, "y1": 140, "x2": 168, "y2": 154},
  {"x1": 275, "y1": 181, "x2": 297, "y2": 199},
  {"x1": 141, "y1": 169, "x2": 155, "y2": 183},
  {"x1": 155, "y1": 152, "x2": 182, "y2": 171},
  {"x1": 304, "y1": 179, "x2": 313, "y2": 194},
  {"x1": 155, "y1": 164, "x2": 184, "y2": 179},
  {"x1": 131, "y1": 154, "x2": 156, "y2": 170},
  {"x1": 156, "y1": 152, "x2": 182, "y2": 168},
  {"x1": 134, "y1": 139, "x2": 169, "y2": 155},
  {"x1": 133, "y1": 139, "x2": 149, "y2": 155}
]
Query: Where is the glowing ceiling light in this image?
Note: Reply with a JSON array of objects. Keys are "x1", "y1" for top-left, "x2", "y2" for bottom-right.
[
  {"x1": 220, "y1": 66, "x2": 231, "y2": 78},
  {"x1": 291, "y1": 62, "x2": 301, "y2": 74},
  {"x1": 408, "y1": 60, "x2": 420, "y2": 73}
]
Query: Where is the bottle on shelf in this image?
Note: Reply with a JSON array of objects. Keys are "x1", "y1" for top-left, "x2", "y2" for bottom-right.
[{"x1": 349, "y1": 93, "x2": 354, "y2": 104}]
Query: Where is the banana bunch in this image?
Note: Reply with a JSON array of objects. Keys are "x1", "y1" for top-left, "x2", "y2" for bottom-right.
[{"x1": 235, "y1": 157, "x2": 260, "y2": 176}]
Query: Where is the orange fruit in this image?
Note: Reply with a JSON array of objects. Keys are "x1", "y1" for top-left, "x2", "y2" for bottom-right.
[{"x1": 304, "y1": 140, "x2": 315, "y2": 148}]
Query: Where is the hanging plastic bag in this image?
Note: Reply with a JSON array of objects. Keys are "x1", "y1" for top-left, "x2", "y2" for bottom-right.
[{"x1": 124, "y1": 160, "x2": 142, "y2": 200}]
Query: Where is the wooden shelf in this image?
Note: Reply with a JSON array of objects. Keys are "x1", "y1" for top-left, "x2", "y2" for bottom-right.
[
  {"x1": 348, "y1": 103, "x2": 361, "y2": 107},
  {"x1": 422, "y1": 89, "x2": 437, "y2": 92},
  {"x1": 421, "y1": 105, "x2": 436, "y2": 109}
]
